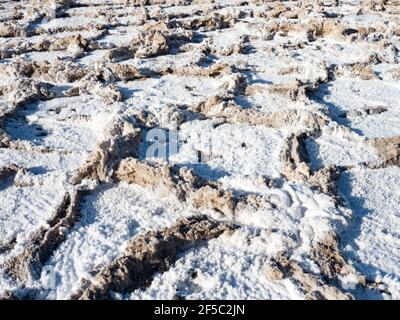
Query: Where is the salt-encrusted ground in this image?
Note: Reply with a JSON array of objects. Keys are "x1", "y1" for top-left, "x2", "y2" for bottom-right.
[{"x1": 0, "y1": 0, "x2": 399, "y2": 300}]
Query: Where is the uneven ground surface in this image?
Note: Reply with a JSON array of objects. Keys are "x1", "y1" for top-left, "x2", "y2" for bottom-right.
[{"x1": 0, "y1": 0, "x2": 399, "y2": 300}]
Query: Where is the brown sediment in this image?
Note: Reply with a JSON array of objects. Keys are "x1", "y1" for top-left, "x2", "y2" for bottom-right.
[
  {"x1": 114, "y1": 156, "x2": 275, "y2": 216},
  {"x1": 0, "y1": 31, "x2": 107, "y2": 59},
  {"x1": 0, "y1": 237, "x2": 17, "y2": 255},
  {"x1": 391, "y1": 68, "x2": 400, "y2": 80},
  {"x1": 310, "y1": 232, "x2": 365, "y2": 286},
  {"x1": 189, "y1": 185, "x2": 236, "y2": 216},
  {"x1": 0, "y1": 78, "x2": 60, "y2": 107},
  {"x1": 280, "y1": 132, "x2": 342, "y2": 194},
  {"x1": 265, "y1": 253, "x2": 353, "y2": 300},
  {"x1": 71, "y1": 215, "x2": 237, "y2": 300},
  {"x1": 0, "y1": 58, "x2": 87, "y2": 83},
  {"x1": 0, "y1": 164, "x2": 23, "y2": 183},
  {"x1": 2, "y1": 189, "x2": 84, "y2": 281},
  {"x1": 168, "y1": 11, "x2": 238, "y2": 32},
  {"x1": 105, "y1": 28, "x2": 193, "y2": 62},
  {"x1": 347, "y1": 64, "x2": 377, "y2": 80},
  {"x1": 113, "y1": 158, "x2": 238, "y2": 215},
  {"x1": 370, "y1": 136, "x2": 400, "y2": 167},
  {"x1": 193, "y1": 96, "x2": 327, "y2": 131},
  {"x1": 106, "y1": 30, "x2": 168, "y2": 62},
  {"x1": 0, "y1": 290, "x2": 18, "y2": 300},
  {"x1": 71, "y1": 116, "x2": 142, "y2": 184}
]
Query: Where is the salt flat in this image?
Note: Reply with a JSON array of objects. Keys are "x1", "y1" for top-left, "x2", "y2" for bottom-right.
[{"x1": 0, "y1": 0, "x2": 399, "y2": 300}]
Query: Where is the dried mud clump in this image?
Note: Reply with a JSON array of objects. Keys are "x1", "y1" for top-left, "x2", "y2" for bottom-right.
[
  {"x1": 72, "y1": 216, "x2": 237, "y2": 300},
  {"x1": 172, "y1": 63, "x2": 232, "y2": 78},
  {"x1": 0, "y1": 78, "x2": 58, "y2": 107},
  {"x1": 280, "y1": 132, "x2": 312, "y2": 180},
  {"x1": 371, "y1": 136, "x2": 400, "y2": 167},
  {"x1": 71, "y1": 117, "x2": 142, "y2": 184},
  {"x1": 360, "y1": 0, "x2": 391, "y2": 12},
  {"x1": 2, "y1": 190, "x2": 83, "y2": 282},
  {"x1": 391, "y1": 68, "x2": 400, "y2": 80},
  {"x1": 191, "y1": 73, "x2": 326, "y2": 130},
  {"x1": 169, "y1": 12, "x2": 237, "y2": 32},
  {"x1": 0, "y1": 290, "x2": 18, "y2": 300},
  {"x1": 351, "y1": 65, "x2": 377, "y2": 80},
  {"x1": 1, "y1": 31, "x2": 105, "y2": 58},
  {"x1": 266, "y1": 80, "x2": 311, "y2": 101},
  {"x1": 107, "y1": 30, "x2": 174, "y2": 62},
  {"x1": 310, "y1": 232, "x2": 364, "y2": 286},
  {"x1": 308, "y1": 166, "x2": 342, "y2": 195},
  {"x1": 0, "y1": 237, "x2": 17, "y2": 255},
  {"x1": 113, "y1": 157, "x2": 187, "y2": 197},
  {"x1": 0, "y1": 61, "x2": 124, "y2": 106},
  {"x1": 46, "y1": 0, "x2": 75, "y2": 18},
  {"x1": 0, "y1": 58, "x2": 88, "y2": 83},
  {"x1": 0, "y1": 21, "x2": 27, "y2": 38},
  {"x1": 265, "y1": 254, "x2": 353, "y2": 300},
  {"x1": 114, "y1": 158, "x2": 237, "y2": 215},
  {"x1": 75, "y1": 79, "x2": 123, "y2": 104},
  {"x1": 189, "y1": 185, "x2": 236, "y2": 216},
  {"x1": 50, "y1": 34, "x2": 93, "y2": 54},
  {"x1": 280, "y1": 133, "x2": 341, "y2": 194},
  {"x1": 0, "y1": 164, "x2": 23, "y2": 183},
  {"x1": 308, "y1": 20, "x2": 346, "y2": 40},
  {"x1": 194, "y1": 97, "x2": 327, "y2": 131},
  {"x1": 115, "y1": 157, "x2": 271, "y2": 216},
  {"x1": 106, "y1": 64, "x2": 146, "y2": 81}
]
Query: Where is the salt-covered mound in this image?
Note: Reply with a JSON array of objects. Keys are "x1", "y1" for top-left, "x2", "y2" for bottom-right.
[{"x1": 0, "y1": 0, "x2": 399, "y2": 300}]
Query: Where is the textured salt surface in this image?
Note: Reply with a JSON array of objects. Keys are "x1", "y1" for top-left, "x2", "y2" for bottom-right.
[{"x1": 0, "y1": 0, "x2": 399, "y2": 300}]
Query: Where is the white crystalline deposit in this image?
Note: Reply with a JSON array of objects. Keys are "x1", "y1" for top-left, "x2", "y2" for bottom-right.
[{"x1": 0, "y1": 0, "x2": 399, "y2": 300}]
